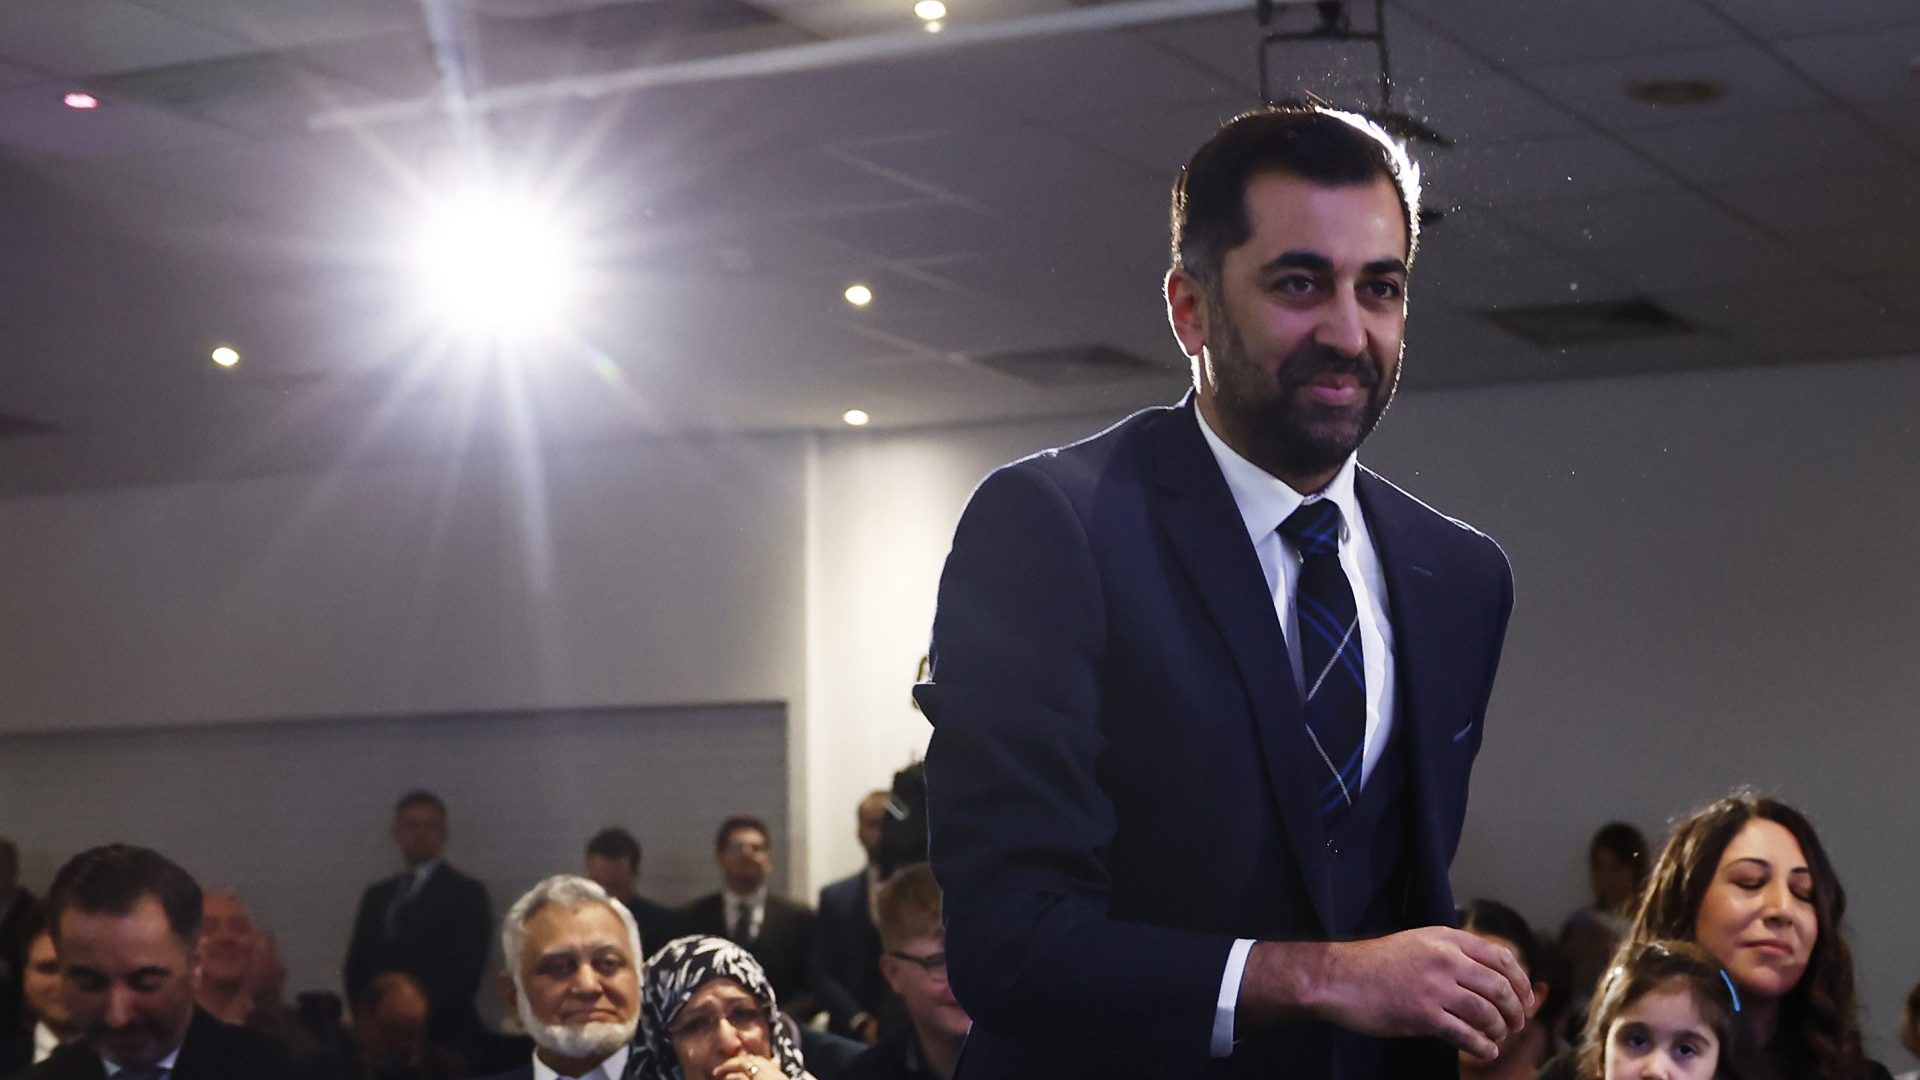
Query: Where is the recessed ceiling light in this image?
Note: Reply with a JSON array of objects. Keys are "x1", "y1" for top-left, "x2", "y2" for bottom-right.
[
  {"x1": 63, "y1": 92, "x2": 99, "y2": 110},
  {"x1": 843, "y1": 283, "x2": 874, "y2": 307},
  {"x1": 843, "y1": 409, "x2": 871, "y2": 427},
  {"x1": 210, "y1": 346, "x2": 240, "y2": 368},
  {"x1": 924, "y1": 19, "x2": 943, "y2": 33},
  {"x1": 1624, "y1": 79, "x2": 1725, "y2": 107},
  {"x1": 914, "y1": 0, "x2": 947, "y2": 20}
]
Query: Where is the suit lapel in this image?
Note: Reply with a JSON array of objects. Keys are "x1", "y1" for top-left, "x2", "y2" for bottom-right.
[
  {"x1": 1151, "y1": 398, "x2": 1334, "y2": 933},
  {"x1": 1355, "y1": 470, "x2": 1454, "y2": 908}
]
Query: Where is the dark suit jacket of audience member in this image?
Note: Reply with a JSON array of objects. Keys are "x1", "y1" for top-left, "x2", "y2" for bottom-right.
[
  {"x1": 0, "y1": 1026, "x2": 33, "y2": 1079},
  {"x1": 837, "y1": 1025, "x2": 942, "y2": 1080},
  {"x1": 810, "y1": 871, "x2": 885, "y2": 1037},
  {"x1": 18, "y1": 1007, "x2": 293, "y2": 1079},
  {"x1": 618, "y1": 893, "x2": 678, "y2": 960},
  {"x1": 344, "y1": 862, "x2": 492, "y2": 1043},
  {"x1": 469, "y1": 1067, "x2": 531, "y2": 1080},
  {"x1": 679, "y1": 893, "x2": 817, "y2": 1014}
]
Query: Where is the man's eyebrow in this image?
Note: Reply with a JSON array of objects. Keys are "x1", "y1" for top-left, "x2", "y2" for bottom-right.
[
  {"x1": 1364, "y1": 258, "x2": 1409, "y2": 276},
  {"x1": 1255, "y1": 252, "x2": 1408, "y2": 277}
]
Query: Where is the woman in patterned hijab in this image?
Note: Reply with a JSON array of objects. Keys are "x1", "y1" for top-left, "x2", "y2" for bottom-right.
[{"x1": 625, "y1": 935, "x2": 813, "y2": 1080}]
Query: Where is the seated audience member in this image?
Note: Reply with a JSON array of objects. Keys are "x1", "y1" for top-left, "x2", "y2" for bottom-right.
[
  {"x1": 1560, "y1": 823, "x2": 1649, "y2": 1033},
  {"x1": 1575, "y1": 939, "x2": 1765, "y2": 1080},
  {"x1": 1895, "y1": 981, "x2": 1920, "y2": 1080},
  {"x1": 680, "y1": 818, "x2": 816, "y2": 1015},
  {"x1": 1, "y1": 915, "x2": 78, "y2": 1073},
  {"x1": 194, "y1": 890, "x2": 256, "y2": 1025},
  {"x1": 0, "y1": 840, "x2": 44, "y2": 1037},
  {"x1": 582, "y1": 828, "x2": 676, "y2": 959},
  {"x1": 23, "y1": 843, "x2": 293, "y2": 1078},
  {"x1": 840, "y1": 864, "x2": 969, "y2": 1080},
  {"x1": 1451, "y1": 900, "x2": 1553, "y2": 1080},
  {"x1": 1546, "y1": 793, "x2": 1893, "y2": 1080},
  {"x1": 336, "y1": 972, "x2": 469, "y2": 1080},
  {"x1": 345, "y1": 791, "x2": 492, "y2": 1048},
  {"x1": 477, "y1": 875, "x2": 640, "y2": 1080},
  {"x1": 812, "y1": 792, "x2": 892, "y2": 1043},
  {"x1": 628, "y1": 936, "x2": 817, "y2": 1080}
]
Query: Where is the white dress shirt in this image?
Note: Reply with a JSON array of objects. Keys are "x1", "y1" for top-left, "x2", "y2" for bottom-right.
[
  {"x1": 32, "y1": 1022, "x2": 62, "y2": 1065},
  {"x1": 1195, "y1": 406, "x2": 1398, "y2": 1057},
  {"x1": 101, "y1": 1045, "x2": 181, "y2": 1075},
  {"x1": 533, "y1": 1044, "x2": 630, "y2": 1080}
]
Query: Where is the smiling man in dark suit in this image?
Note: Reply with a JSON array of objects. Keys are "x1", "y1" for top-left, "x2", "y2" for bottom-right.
[
  {"x1": 24, "y1": 844, "x2": 291, "y2": 1079},
  {"x1": 343, "y1": 790, "x2": 492, "y2": 1049},
  {"x1": 916, "y1": 104, "x2": 1530, "y2": 1080}
]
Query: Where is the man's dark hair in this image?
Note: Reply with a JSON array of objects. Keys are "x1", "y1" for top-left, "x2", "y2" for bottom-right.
[
  {"x1": 1589, "y1": 820, "x2": 1649, "y2": 880},
  {"x1": 714, "y1": 815, "x2": 771, "y2": 854},
  {"x1": 393, "y1": 789, "x2": 446, "y2": 817},
  {"x1": 1170, "y1": 104, "x2": 1421, "y2": 294},
  {"x1": 46, "y1": 844, "x2": 203, "y2": 945},
  {"x1": 586, "y1": 826, "x2": 642, "y2": 869}
]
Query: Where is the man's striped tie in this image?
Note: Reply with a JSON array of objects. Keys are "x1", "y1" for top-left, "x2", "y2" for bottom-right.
[{"x1": 1279, "y1": 499, "x2": 1366, "y2": 831}]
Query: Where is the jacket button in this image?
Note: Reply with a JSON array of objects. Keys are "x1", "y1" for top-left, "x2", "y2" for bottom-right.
[{"x1": 1327, "y1": 841, "x2": 1342, "y2": 857}]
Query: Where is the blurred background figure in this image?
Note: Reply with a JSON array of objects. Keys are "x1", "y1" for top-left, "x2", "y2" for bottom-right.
[
  {"x1": 0, "y1": 841, "x2": 43, "y2": 1039},
  {"x1": 345, "y1": 791, "x2": 492, "y2": 1052},
  {"x1": 1455, "y1": 899, "x2": 1559, "y2": 1080},
  {"x1": 812, "y1": 790, "x2": 892, "y2": 1043},
  {"x1": 327, "y1": 971, "x2": 469, "y2": 1080},
  {"x1": 195, "y1": 890, "x2": 257, "y2": 1025},
  {"x1": 0, "y1": 914, "x2": 79, "y2": 1073},
  {"x1": 581, "y1": 828, "x2": 675, "y2": 960},
  {"x1": 842, "y1": 864, "x2": 968, "y2": 1080},
  {"x1": 1894, "y1": 981, "x2": 1920, "y2": 1080},
  {"x1": 478, "y1": 875, "x2": 640, "y2": 1080},
  {"x1": 1558, "y1": 822, "x2": 1648, "y2": 1034},
  {"x1": 681, "y1": 817, "x2": 817, "y2": 1018}
]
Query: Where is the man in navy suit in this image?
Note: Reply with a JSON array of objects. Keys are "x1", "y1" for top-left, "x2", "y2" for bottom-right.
[
  {"x1": 916, "y1": 105, "x2": 1530, "y2": 1079},
  {"x1": 343, "y1": 791, "x2": 492, "y2": 1049}
]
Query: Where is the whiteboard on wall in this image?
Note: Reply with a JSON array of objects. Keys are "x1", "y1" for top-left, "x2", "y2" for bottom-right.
[{"x1": 0, "y1": 702, "x2": 789, "y2": 1020}]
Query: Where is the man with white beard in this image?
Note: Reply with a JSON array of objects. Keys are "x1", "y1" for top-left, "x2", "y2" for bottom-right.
[{"x1": 479, "y1": 876, "x2": 642, "y2": 1080}]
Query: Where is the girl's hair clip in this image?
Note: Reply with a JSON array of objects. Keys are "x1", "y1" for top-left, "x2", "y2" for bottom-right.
[{"x1": 1718, "y1": 968, "x2": 1743, "y2": 1013}]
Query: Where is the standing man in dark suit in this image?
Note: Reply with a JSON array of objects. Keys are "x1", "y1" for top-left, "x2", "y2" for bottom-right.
[
  {"x1": 344, "y1": 790, "x2": 492, "y2": 1049},
  {"x1": 811, "y1": 790, "x2": 892, "y2": 1042},
  {"x1": 0, "y1": 840, "x2": 44, "y2": 1040},
  {"x1": 679, "y1": 816, "x2": 816, "y2": 1014},
  {"x1": 581, "y1": 827, "x2": 676, "y2": 960},
  {"x1": 23, "y1": 844, "x2": 292, "y2": 1079},
  {"x1": 916, "y1": 105, "x2": 1531, "y2": 1080}
]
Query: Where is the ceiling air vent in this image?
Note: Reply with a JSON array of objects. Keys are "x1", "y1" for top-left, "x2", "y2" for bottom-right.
[
  {"x1": 1480, "y1": 296, "x2": 1695, "y2": 347},
  {"x1": 973, "y1": 345, "x2": 1173, "y2": 387}
]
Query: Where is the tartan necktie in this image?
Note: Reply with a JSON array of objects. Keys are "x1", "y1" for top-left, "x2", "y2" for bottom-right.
[{"x1": 1279, "y1": 499, "x2": 1366, "y2": 831}]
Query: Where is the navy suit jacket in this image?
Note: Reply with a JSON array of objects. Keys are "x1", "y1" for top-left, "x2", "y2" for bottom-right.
[
  {"x1": 915, "y1": 396, "x2": 1513, "y2": 1079},
  {"x1": 810, "y1": 871, "x2": 885, "y2": 1035}
]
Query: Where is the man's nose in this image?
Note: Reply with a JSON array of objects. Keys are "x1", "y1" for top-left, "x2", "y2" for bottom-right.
[
  {"x1": 105, "y1": 986, "x2": 139, "y2": 1028},
  {"x1": 1313, "y1": 291, "x2": 1368, "y2": 357}
]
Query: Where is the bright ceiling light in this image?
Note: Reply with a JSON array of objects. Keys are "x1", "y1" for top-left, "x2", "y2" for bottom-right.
[
  {"x1": 409, "y1": 184, "x2": 582, "y2": 339},
  {"x1": 843, "y1": 409, "x2": 871, "y2": 427},
  {"x1": 210, "y1": 346, "x2": 240, "y2": 368},
  {"x1": 914, "y1": 0, "x2": 947, "y2": 20},
  {"x1": 843, "y1": 283, "x2": 874, "y2": 307},
  {"x1": 924, "y1": 19, "x2": 943, "y2": 32},
  {"x1": 63, "y1": 92, "x2": 98, "y2": 110}
]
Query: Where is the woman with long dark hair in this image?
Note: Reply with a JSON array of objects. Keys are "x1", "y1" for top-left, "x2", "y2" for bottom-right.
[{"x1": 1620, "y1": 793, "x2": 1890, "y2": 1080}]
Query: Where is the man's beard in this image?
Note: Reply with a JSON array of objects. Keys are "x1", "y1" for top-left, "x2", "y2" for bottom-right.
[
  {"x1": 1207, "y1": 305, "x2": 1398, "y2": 481},
  {"x1": 515, "y1": 986, "x2": 637, "y2": 1062}
]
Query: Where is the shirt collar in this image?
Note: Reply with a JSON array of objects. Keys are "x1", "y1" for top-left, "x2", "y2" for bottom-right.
[
  {"x1": 33, "y1": 1022, "x2": 61, "y2": 1061},
  {"x1": 407, "y1": 858, "x2": 442, "y2": 884},
  {"x1": 531, "y1": 1044, "x2": 629, "y2": 1080},
  {"x1": 100, "y1": 1044, "x2": 182, "y2": 1075},
  {"x1": 1194, "y1": 404, "x2": 1360, "y2": 547}
]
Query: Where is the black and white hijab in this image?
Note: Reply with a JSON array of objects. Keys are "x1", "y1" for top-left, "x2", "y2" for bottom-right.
[{"x1": 624, "y1": 935, "x2": 808, "y2": 1080}]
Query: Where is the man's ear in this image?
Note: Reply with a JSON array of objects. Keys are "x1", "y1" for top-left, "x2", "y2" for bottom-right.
[
  {"x1": 497, "y1": 971, "x2": 519, "y2": 1018},
  {"x1": 1165, "y1": 268, "x2": 1211, "y2": 361},
  {"x1": 876, "y1": 955, "x2": 906, "y2": 998},
  {"x1": 1525, "y1": 980, "x2": 1548, "y2": 1021}
]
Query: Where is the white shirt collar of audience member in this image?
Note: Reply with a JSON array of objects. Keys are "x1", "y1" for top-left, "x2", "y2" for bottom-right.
[{"x1": 533, "y1": 1044, "x2": 630, "y2": 1080}]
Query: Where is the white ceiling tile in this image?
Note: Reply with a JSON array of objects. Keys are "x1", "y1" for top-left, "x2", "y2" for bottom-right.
[
  {"x1": 1425, "y1": 133, "x2": 1672, "y2": 209},
  {"x1": 1776, "y1": 25, "x2": 1920, "y2": 103},
  {"x1": 1703, "y1": 0, "x2": 1920, "y2": 41},
  {"x1": 1718, "y1": 167, "x2": 1920, "y2": 237},
  {"x1": 126, "y1": 0, "x2": 424, "y2": 52},
  {"x1": 1572, "y1": 232, "x2": 1821, "y2": 292},
  {"x1": 1657, "y1": 280, "x2": 1889, "y2": 335},
  {"x1": 1495, "y1": 188, "x2": 1757, "y2": 253},
  {"x1": 1395, "y1": 70, "x2": 1586, "y2": 146},
  {"x1": 808, "y1": 199, "x2": 1017, "y2": 263},
  {"x1": 943, "y1": 31, "x2": 1244, "y2": 120},
  {"x1": 1409, "y1": 209, "x2": 1633, "y2": 308},
  {"x1": 1387, "y1": 0, "x2": 1739, "y2": 68},
  {"x1": 1789, "y1": 230, "x2": 1920, "y2": 278},
  {"x1": 1065, "y1": 98, "x2": 1252, "y2": 174},
  {"x1": 0, "y1": 82, "x2": 236, "y2": 160},
  {"x1": 1854, "y1": 277, "x2": 1920, "y2": 323},
  {"x1": 1861, "y1": 100, "x2": 1920, "y2": 154},
  {"x1": 830, "y1": 123, "x2": 1147, "y2": 207},
  {"x1": 1523, "y1": 42, "x2": 1827, "y2": 129},
  {"x1": 0, "y1": 1, "x2": 252, "y2": 77},
  {"x1": 1618, "y1": 107, "x2": 1902, "y2": 186}
]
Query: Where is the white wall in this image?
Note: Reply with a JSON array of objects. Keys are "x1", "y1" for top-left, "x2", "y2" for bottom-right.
[{"x1": 804, "y1": 357, "x2": 1920, "y2": 1065}]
